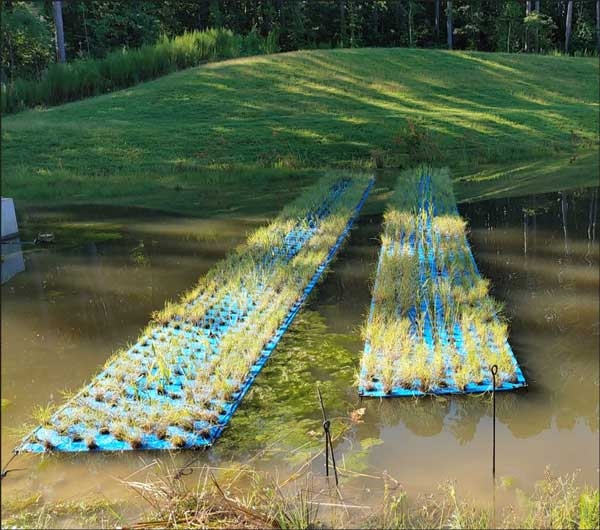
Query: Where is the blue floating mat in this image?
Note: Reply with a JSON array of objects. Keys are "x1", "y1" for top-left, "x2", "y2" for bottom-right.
[
  {"x1": 18, "y1": 177, "x2": 374, "y2": 453},
  {"x1": 359, "y1": 171, "x2": 526, "y2": 397}
]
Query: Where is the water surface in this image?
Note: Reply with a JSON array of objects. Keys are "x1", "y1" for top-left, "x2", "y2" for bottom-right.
[{"x1": 1, "y1": 182, "x2": 598, "y2": 523}]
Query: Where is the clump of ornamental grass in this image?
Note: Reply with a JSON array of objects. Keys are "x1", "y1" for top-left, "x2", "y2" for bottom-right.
[
  {"x1": 41, "y1": 436, "x2": 56, "y2": 451},
  {"x1": 111, "y1": 423, "x2": 128, "y2": 442},
  {"x1": 170, "y1": 433, "x2": 187, "y2": 448},
  {"x1": 31, "y1": 403, "x2": 58, "y2": 428},
  {"x1": 432, "y1": 215, "x2": 467, "y2": 237},
  {"x1": 126, "y1": 428, "x2": 144, "y2": 449},
  {"x1": 70, "y1": 429, "x2": 83, "y2": 442},
  {"x1": 152, "y1": 425, "x2": 167, "y2": 441},
  {"x1": 85, "y1": 434, "x2": 98, "y2": 450},
  {"x1": 361, "y1": 351, "x2": 378, "y2": 388},
  {"x1": 380, "y1": 357, "x2": 396, "y2": 394}
]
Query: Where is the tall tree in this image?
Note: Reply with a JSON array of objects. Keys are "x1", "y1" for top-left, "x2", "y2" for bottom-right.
[
  {"x1": 339, "y1": 0, "x2": 346, "y2": 47},
  {"x1": 408, "y1": 0, "x2": 414, "y2": 47},
  {"x1": 565, "y1": 0, "x2": 573, "y2": 53},
  {"x1": 4, "y1": 0, "x2": 600, "y2": 75},
  {"x1": 596, "y1": 0, "x2": 600, "y2": 52},
  {"x1": 446, "y1": 0, "x2": 453, "y2": 49},
  {"x1": 524, "y1": 0, "x2": 531, "y2": 51},
  {"x1": 435, "y1": 0, "x2": 440, "y2": 40},
  {"x1": 1, "y1": 2, "x2": 54, "y2": 81},
  {"x1": 53, "y1": 0, "x2": 66, "y2": 63},
  {"x1": 535, "y1": 0, "x2": 540, "y2": 52}
]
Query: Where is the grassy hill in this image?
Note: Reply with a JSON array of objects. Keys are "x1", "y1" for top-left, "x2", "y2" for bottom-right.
[{"x1": 2, "y1": 48, "x2": 598, "y2": 214}]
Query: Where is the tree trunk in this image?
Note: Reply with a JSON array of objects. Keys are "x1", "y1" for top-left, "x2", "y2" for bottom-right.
[
  {"x1": 82, "y1": 2, "x2": 90, "y2": 56},
  {"x1": 408, "y1": 1, "x2": 413, "y2": 47},
  {"x1": 565, "y1": 0, "x2": 573, "y2": 54},
  {"x1": 596, "y1": 0, "x2": 600, "y2": 52},
  {"x1": 53, "y1": 0, "x2": 66, "y2": 63},
  {"x1": 339, "y1": 0, "x2": 346, "y2": 47},
  {"x1": 446, "y1": 0, "x2": 453, "y2": 50},
  {"x1": 435, "y1": 0, "x2": 440, "y2": 40},
  {"x1": 535, "y1": 0, "x2": 540, "y2": 52},
  {"x1": 525, "y1": 1, "x2": 531, "y2": 52},
  {"x1": 7, "y1": 34, "x2": 14, "y2": 83},
  {"x1": 277, "y1": 0, "x2": 284, "y2": 32}
]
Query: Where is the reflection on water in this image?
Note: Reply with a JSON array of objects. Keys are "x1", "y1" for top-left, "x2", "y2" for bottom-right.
[
  {"x1": 1, "y1": 238, "x2": 25, "y2": 284},
  {"x1": 0, "y1": 185, "x2": 598, "y2": 518},
  {"x1": 460, "y1": 187, "x2": 599, "y2": 438}
]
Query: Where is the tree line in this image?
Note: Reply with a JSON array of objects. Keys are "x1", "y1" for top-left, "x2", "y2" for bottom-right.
[{"x1": 2, "y1": 0, "x2": 599, "y2": 82}]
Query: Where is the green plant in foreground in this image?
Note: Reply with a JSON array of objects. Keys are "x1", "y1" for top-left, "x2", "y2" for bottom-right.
[
  {"x1": 1, "y1": 456, "x2": 596, "y2": 529},
  {"x1": 578, "y1": 490, "x2": 600, "y2": 529}
]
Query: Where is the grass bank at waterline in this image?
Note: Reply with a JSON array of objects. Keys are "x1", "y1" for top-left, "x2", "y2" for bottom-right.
[
  {"x1": 17, "y1": 174, "x2": 372, "y2": 452},
  {"x1": 2, "y1": 48, "x2": 597, "y2": 213},
  {"x1": 2, "y1": 462, "x2": 597, "y2": 529},
  {"x1": 359, "y1": 167, "x2": 525, "y2": 396}
]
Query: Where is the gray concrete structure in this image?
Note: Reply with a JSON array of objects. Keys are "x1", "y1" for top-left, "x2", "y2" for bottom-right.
[{"x1": 1, "y1": 197, "x2": 19, "y2": 240}]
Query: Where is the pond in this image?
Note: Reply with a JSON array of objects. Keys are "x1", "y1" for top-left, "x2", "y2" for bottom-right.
[{"x1": 1, "y1": 179, "x2": 598, "y2": 524}]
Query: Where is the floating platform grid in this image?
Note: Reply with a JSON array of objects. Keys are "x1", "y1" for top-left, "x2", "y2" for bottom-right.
[
  {"x1": 18, "y1": 176, "x2": 374, "y2": 452},
  {"x1": 359, "y1": 171, "x2": 526, "y2": 397}
]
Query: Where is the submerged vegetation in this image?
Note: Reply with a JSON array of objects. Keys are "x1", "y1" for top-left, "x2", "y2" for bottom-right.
[
  {"x1": 360, "y1": 167, "x2": 525, "y2": 396},
  {"x1": 17, "y1": 174, "x2": 372, "y2": 452}
]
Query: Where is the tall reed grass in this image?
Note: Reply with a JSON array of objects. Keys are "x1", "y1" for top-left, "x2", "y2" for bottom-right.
[{"x1": 1, "y1": 28, "x2": 279, "y2": 114}]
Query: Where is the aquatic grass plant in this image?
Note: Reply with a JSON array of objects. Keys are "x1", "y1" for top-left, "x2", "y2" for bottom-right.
[
  {"x1": 18, "y1": 173, "x2": 373, "y2": 452},
  {"x1": 360, "y1": 166, "x2": 525, "y2": 396}
]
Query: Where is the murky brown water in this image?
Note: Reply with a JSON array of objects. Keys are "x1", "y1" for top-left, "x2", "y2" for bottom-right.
[{"x1": 1, "y1": 182, "x2": 598, "y2": 523}]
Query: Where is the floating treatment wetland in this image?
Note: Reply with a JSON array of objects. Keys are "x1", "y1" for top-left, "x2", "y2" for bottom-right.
[
  {"x1": 359, "y1": 168, "x2": 527, "y2": 397},
  {"x1": 16, "y1": 174, "x2": 374, "y2": 453}
]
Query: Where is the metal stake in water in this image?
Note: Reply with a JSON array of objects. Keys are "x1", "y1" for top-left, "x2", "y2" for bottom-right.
[
  {"x1": 491, "y1": 364, "x2": 498, "y2": 528},
  {"x1": 491, "y1": 364, "x2": 498, "y2": 479},
  {"x1": 317, "y1": 386, "x2": 339, "y2": 486}
]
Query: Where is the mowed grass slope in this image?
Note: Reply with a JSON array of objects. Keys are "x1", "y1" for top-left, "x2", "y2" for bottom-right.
[{"x1": 2, "y1": 48, "x2": 598, "y2": 213}]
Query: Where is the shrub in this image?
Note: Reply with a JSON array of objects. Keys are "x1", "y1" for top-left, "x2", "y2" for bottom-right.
[
  {"x1": 1, "y1": 28, "x2": 280, "y2": 114},
  {"x1": 393, "y1": 118, "x2": 441, "y2": 164}
]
